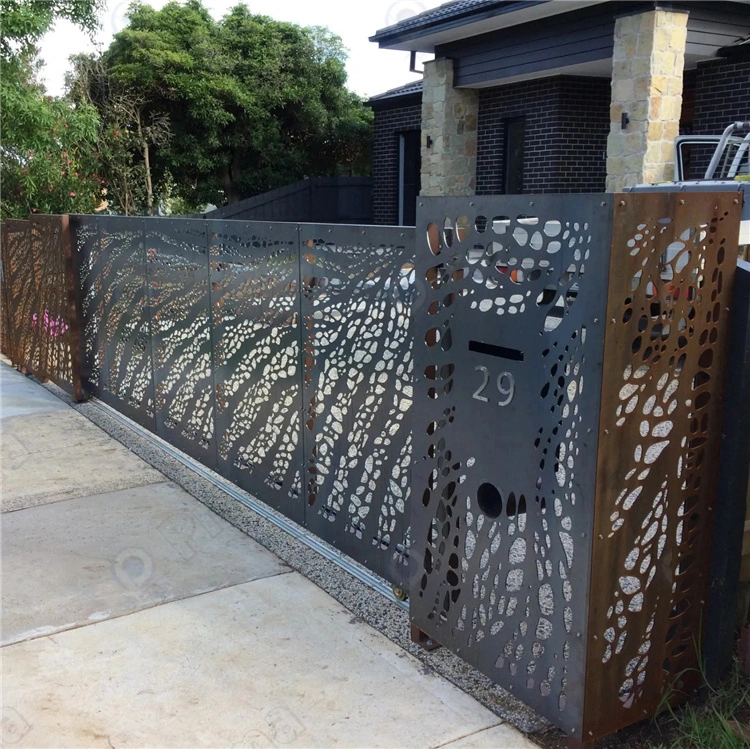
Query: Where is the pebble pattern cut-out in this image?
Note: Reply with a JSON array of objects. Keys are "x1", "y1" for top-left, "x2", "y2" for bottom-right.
[
  {"x1": 585, "y1": 192, "x2": 740, "y2": 739},
  {"x1": 76, "y1": 217, "x2": 156, "y2": 426},
  {"x1": 209, "y1": 223, "x2": 304, "y2": 520},
  {"x1": 2, "y1": 217, "x2": 78, "y2": 394},
  {"x1": 73, "y1": 218, "x2": 416, "y2": 585},
  {"x1": 412, "y1": 196, "x2": 613, "y2": 737},
  {"x1": 301, "y1": 229, "x2": 415, "y2": 585},
  {"x1": 147, "y1": 221, "x2": 216, "y2": 465}
]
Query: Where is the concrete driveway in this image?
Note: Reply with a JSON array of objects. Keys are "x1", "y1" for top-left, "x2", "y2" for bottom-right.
[{"x1": 1, "y1": 363, "x2": 537, "y2": 749}]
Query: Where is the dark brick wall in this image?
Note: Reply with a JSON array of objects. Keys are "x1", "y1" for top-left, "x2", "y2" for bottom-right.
[
  {"x1": 476, "y1": 76, "x2": 610, "y2": 194},
  {"x1": 371, "y1": 103, "x2": 422, "y2": 225},
  {"x1": 556, "y1": 78, "x2": 611, "y2": 192},
  {"x1": 692, "y1": 58, "x2": 750, "y2": 134}
]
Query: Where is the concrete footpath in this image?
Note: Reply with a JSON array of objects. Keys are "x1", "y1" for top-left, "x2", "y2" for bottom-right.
[{"x1": 0, "y1": 362, "x2": 538, "y2": 749}]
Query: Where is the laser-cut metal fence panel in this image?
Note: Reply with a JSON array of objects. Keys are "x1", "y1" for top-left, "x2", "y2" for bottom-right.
[
  {"x1": 411, "y1": 195, "x2": 614, "y2": 737},
  {"x1": 0, "y1": 222, "x2": 10, "y2": 357},
  {"x1": 145, "y1": 218, "x2": 216, "y2": 468},
  {"x1": 70, "y1": 216, "x2": 104, "y2": 395},
  {"x1": 208, "y1": 220, "x2": 305, "y2": 523},
  {"x1": 583, "y1": 191, "x2": 741, "y2": 740},
  {"x1": 300, "y1": 224, "x2": 416, "y2": 586},
  {"x1": 83, "y1": 216, "x2": 156, "y2": 429},
  {"x1": 1, "y1": 216, "x2": 81, "y2": 398},
  {"x1": 1, "y1": 219, "x2": 34, "y2": 366}
]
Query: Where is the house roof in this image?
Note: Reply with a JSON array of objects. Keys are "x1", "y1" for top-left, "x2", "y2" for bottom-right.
[
  {"x1": 367, "y1": 80, "x2": 424, "y2": 104},
  {"x1": 371, "y1": 1, "x2": 537, "y2": 43},
  {"x1": 719, "y1": 34, "x2": 750, "y2": 59},
  {"x1": 370, "y1": 0, "x2": 608, "y2": 52}
]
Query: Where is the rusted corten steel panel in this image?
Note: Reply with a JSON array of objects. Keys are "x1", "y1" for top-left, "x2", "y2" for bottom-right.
[
  {"x1": 1, "y1": 222, "x2": 10, "y2": 355},
  {"x1": 583, "y1": 191, "x2": 742, "y2": 739},
  {"x1": 1, "y1": 219, "x2": 33, "y2": 365},
  {"x1": 0, "y1": 215, "x2": 82, "y2": 399}
]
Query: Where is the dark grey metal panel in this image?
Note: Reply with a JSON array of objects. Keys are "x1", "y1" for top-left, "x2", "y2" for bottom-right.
[
  {"x1": 705, "y1": 259, "x2": 750, "y2": 684},
  {"x1": 208, "y1": 220, "x2": 305, "y2": 524},
  {"x1": 70, "y1": 216, "x2": 104, "y2": 398},
  {"x1": 75, "y1": 216, "x2": 156, "y2": 430},
  {"x1": 439, "y1": 5, "x2": 617, "y2": 87},
  {"x1": 300, "y1": 223, "x2": 417, "y2": 586},
  {"x1": 145, "y1": 218, "x2": 217, "y2": 468},
  {"x1": 410, "y1": 195, "x2": 613, "y2": 736}
]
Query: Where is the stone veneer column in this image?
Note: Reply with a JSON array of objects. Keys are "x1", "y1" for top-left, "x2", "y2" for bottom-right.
[
  {"x1": 421, "y1": 58, "x2": 479, "y2": 196},
  {"x1": 606, "y1": 10, "x2": 688, "y2": 192}
]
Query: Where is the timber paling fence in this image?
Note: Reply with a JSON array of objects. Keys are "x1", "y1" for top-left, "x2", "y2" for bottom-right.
[{"x1": 0, "y1": 192, "x2": 745, "y2": 744}]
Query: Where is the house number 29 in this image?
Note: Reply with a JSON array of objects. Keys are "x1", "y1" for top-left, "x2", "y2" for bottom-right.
[{"x1": 473, "y1": 366, "x2": 515, "y2": 406}]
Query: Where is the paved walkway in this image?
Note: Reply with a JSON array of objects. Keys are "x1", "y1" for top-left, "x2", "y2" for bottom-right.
[{"x1": 1, "y1": 363, "x2": 536, "y2": 749}]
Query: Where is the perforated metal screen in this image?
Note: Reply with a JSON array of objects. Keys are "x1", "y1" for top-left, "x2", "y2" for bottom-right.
[
  {"x1": 410, "y1": 195, "x2": 614, "y2": 736},
  {"x1": 1, "y1": 216, "x2": 81, "y2": 398},
  {"x1": 70, "y1": 216, "x2": 416, "y2": 587},
  {"x1": 410, "y1": 192, "x2": 742, "y2": 740},
  {"x1": 42, "y1": 193, "x2": 743, "y2": 741}
]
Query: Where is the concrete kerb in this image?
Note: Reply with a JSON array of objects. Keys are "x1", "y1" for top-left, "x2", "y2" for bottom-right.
[{"x1": 39, "y1": 377, "x2": 546, "y2": 735}]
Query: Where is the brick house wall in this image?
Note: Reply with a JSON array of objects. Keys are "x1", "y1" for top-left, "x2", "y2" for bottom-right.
[
  {"x1": 369, "y1": 58, "x2": 749, "y2": 219},
  {"x1": 371, "y1": 103, "x2": 422, "y2": 225},
  {"x1": 691, "y1": 58, "x2": 750, "y2": 134},
  {"x1": 476, "y1": 76, "x2": 611, "y2": 195},
  {"x1": 677, "y1": 58, "x2": 749, "y2": 177}
]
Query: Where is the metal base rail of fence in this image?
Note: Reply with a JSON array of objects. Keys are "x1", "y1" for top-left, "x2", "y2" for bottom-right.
[{"x1": 89, "y1": 398, "x2": 409, "y2": 611}]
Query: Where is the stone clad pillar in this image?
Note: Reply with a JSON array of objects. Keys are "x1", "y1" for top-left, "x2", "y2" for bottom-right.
[
  {"x1": 420, "y1": 58, "x2": 479, "y2": 196},
  {"x1": 606, "y1": 10, "x2": 689, "y2": 192}
]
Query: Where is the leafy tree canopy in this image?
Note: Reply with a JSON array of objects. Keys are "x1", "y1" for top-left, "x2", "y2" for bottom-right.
[
  {"x1": 1, "y1": 0, "x2": 101, "y2": 61},
  {"x1": 95, "y1": 0, "x2": 372, "y2": 207},
  {"x1": 1, "y1": 0, "x2": 104, "y2": 219}
]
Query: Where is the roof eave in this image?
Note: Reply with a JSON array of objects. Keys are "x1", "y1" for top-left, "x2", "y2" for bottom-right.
[
  {"x1": 369, "y1": 1, "x2": 540, "y2": 50},
  {"x1": 370, "y1": 0, "x2": 611, "y2": 53},
  {"x1": 367, "y1": 92, "x2": 423, "y2": 111}
]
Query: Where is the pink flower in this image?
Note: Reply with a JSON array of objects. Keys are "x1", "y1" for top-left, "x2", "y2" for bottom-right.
[{"x1": 69, "y1": 191, "x2": 76, "y2": 197}]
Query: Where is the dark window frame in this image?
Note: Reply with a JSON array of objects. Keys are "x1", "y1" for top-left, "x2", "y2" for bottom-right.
[
  {"x1": 503, "y1": 116, "x2": 526, "y2": 194},
  {"x1": 398, "y1": 129, "x2": 421, "y2": 226}
]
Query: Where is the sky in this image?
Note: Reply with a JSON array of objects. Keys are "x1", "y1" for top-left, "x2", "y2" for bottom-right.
[{"x1": 39, "y1": 0, "x2": 442, "y2": 99}]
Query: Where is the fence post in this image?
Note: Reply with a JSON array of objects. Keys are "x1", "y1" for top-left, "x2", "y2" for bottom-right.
[{"x1": 59, "y1": 215, "x2": 84, "y2": 402}]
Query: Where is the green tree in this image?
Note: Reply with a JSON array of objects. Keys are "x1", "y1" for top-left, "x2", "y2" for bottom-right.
[
  {"x1": 1, "y1": 0, "x2": 105, "y2": 219},
  {"x1": 1, "y1": 0, "x2": 101, "y2": 59},
  {"x1": 68, "y1": 54, "x2": 171, "y2": 215},
  {"x1": 95, "y1": 0, "x2": 372, "y2": 207}
]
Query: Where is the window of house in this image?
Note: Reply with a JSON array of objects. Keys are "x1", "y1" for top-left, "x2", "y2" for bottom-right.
[
  {"x1": 503, "y1": 117, "x2": 526, "y2": 194},
  {"x1": 399, "y1": 130, "x2": 421, "y2": 226}
]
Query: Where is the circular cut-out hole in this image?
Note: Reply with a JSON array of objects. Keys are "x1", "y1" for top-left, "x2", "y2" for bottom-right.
[
  {"x1": 492, "y1": 216, "x2": 511, "y2": 235},
  {"x1": 443, "y1": 218, "x2": 455, "y2": 248},
  {"x1": 456, "y1": 215, "x2": 471, "y2": 243},
  {"x1": 427, "y1": 223, "x2": 441, "y2": 255},
  {"x1": 466, "y1": 245, "x2": 484, "y2": 265},
  {"x1": 478, "y1": 482, "x2": 503, "y2": 519},
  {"x1": 544, "y1": 221, "x2": 561, "y2": 238}
]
